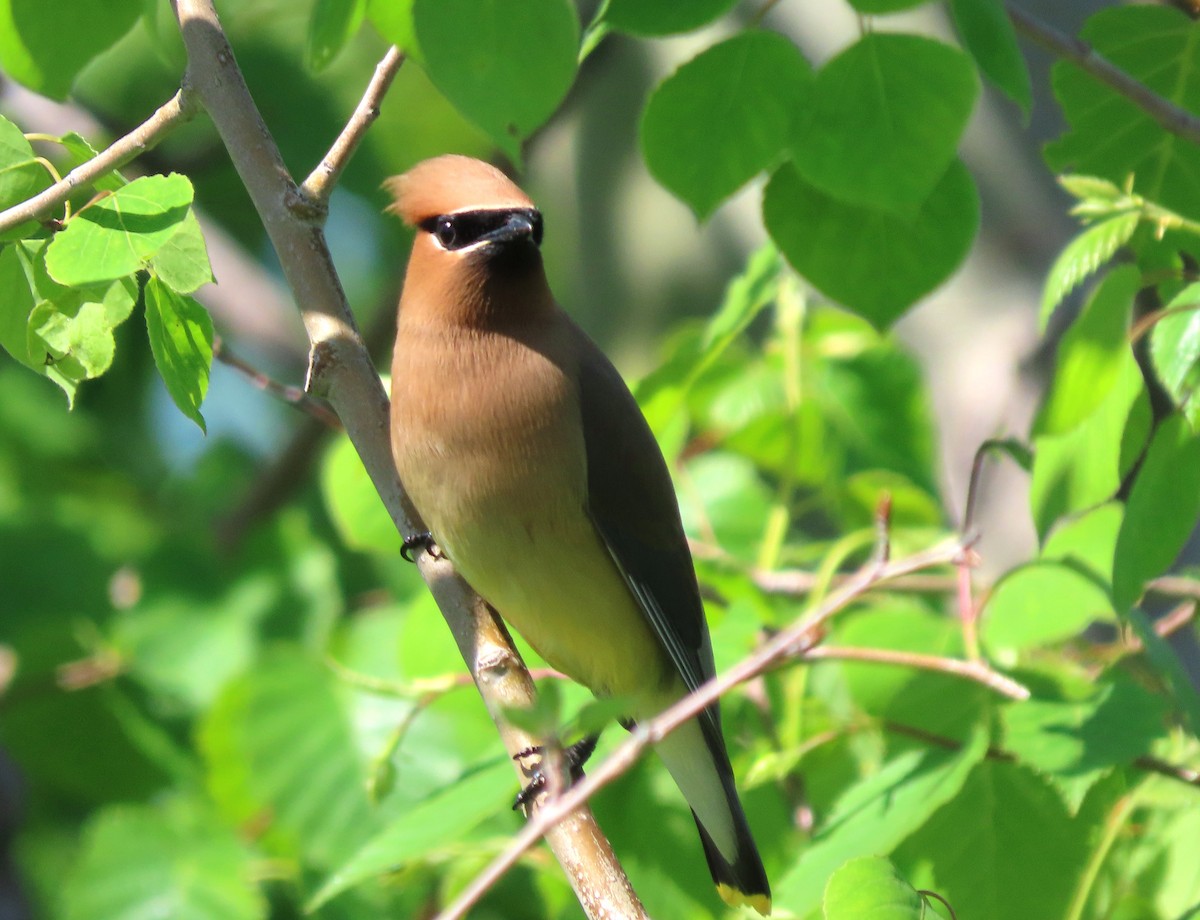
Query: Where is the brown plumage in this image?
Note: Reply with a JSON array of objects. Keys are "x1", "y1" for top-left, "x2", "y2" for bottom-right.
[{"x1": 387, "y1": 155, "x2": 770, "y2": 914}]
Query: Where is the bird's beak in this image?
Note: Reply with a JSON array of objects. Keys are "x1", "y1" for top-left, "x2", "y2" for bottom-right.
[{"x1": 482, "y1": 210, "x2": 538, "y2": 246}]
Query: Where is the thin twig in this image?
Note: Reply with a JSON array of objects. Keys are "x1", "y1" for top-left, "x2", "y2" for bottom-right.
[
  {"x1": 213, "y1": 335, "x2": 341, "y2": 428},
  {"x1": 0, "y1": 88, "x2": 196, "y2": 233},
  {"x1": 800, "y1": 646, "x2": 1030, "y2": 700},
  {"x1": 1008, "y1": 4, "x2": 1200, "y2": 147},
  {"x1": 300, "y1": 46, "x2": 405, "y2": 211},
  {"x1": 435, "y1": 530, "x2": 970, "y2": 920}
]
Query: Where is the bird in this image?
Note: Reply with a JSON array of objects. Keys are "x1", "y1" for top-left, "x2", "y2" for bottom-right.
[{"x1": 386, "y1": 154, "x2": 771, "y2": 915}]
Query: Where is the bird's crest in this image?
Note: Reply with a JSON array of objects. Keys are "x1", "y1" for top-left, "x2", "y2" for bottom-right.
[{"x1": 385, "y1": 155, "x2": 535, "y2": 226}]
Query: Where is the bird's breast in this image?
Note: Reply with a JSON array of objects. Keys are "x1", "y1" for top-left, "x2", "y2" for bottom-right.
[{"x1": 391, "y1": 320, "x2": 667, "y2": 698}]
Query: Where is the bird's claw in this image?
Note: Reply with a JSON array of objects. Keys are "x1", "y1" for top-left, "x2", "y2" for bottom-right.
[
  {"x1": 401, "y1": 531, "x2": 440, "y2": 563},
  {"x1": 510, "y1": 737, "x2": 599, "y2": 815}
]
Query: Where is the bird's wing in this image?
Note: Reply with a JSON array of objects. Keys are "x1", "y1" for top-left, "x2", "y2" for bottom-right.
[{"x1": 573, "y1": 323, "x2": 721, "y2": 738}]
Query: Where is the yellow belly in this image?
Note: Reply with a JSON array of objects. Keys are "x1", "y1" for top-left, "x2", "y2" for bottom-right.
[{"x1": 440, "y1": 496, "x2": 666, "y2": 698}]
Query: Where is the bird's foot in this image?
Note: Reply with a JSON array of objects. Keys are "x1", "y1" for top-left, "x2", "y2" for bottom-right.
[
  {"x1": 511, "y1": 735, "x2": 599, "y2": 815},
  {"x1": 401, "y1": 531, "x2": 442, "y2": 563}
]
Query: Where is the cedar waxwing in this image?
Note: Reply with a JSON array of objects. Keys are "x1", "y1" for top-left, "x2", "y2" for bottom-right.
[{"x1": 387, "y1": 155, "x2": 771, "y2": 915}]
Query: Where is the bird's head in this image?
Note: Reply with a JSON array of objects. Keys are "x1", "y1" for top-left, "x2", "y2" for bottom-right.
[{"x1": 387, "y1": 155, "x2": 545, "y2": 273}]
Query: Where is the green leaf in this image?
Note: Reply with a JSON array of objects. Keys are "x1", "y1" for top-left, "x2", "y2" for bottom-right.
[
  {"x1": 1040, "y1": 212, "x2": 1139, "y2": 330},
  {"x1": 603, "y1": 0, "x2": 737, "y2": 37},
  {"x1": 764, "y1": 159, "x2": 979, "y2": 328},
  {"x1": 823, "y1": 856, "x2": 923, "y2": 920},
  {"x1": 0, "y1": 0, "x2": 142, "y2": 100},
  {"x1": 1042, "y1": 500, "x2": 1123, "y2": 580},
  {"x1": 143, "y1": 277, "x2": 213, "y2": 432},
  {"x1": 836, "y1": 602, "x2": 988, "y2": 740},
  {"x1": 894, "y1": 761, "x2": 1091, "y2": 919},
  {"x1": 413, "y1": 0, "x2": 578, "y2": 161},
  {"x1": 984, "y1": 562, "x2": 1113, "y2": 653},
  {"x1": 774, "y1": 728, "x2": 987, "y2": 917},
  {"x1": 1002, "y1": 678, "x2": 1167, "y2": 811},
  {"x1": 1127, "y1": 607, "x2": 1200, "y2": 737},
  {"x1": 3, "y1": 240, "x2": 138, "y2": 405},
  {"x1": 0, "y1": 242, "x2": 38, "y2": 366},
  {"x1": 62, "y1": 800, "x2": 265, "y2": 920},
  {"x1": 1150, "y1": 282, "x2": 1200, "y2": 426},
  {"x1": 1045, "y1": 6, "x2": 1200, "y2": 220},
  {"x1": 320, "y1": 432, "x2": 401, "y2": 555},
  {"x1": 1035, "y1": 266, "x2": 1137, "y2": 437},
  {"x1": 678, "y1": 451, "x2": 774, "y2": 559},
  {"x1": 0, "y1": 115, "x2": 51, "y2": 239},
  {"x1": 57, "y1": 131, "x2": 127, "y2": 193},
  {"x1": 636, "y1": 245, "x2": 783, "y2": 447},
  {"x1": 948, "y1": 0, "x2": 1031, "y2": 113},
  {"x1": 45, "y1": 173, "x2": 194, "y2": 286},
  {"x1": 1113, "y1": 413, "x2": 1200, "y2": 611},
  {"x1": 151, "y1": 210, "x2": 215, "y2": 294},
  {"x1": 641, "y1": 31, "x2": 812, "y2": 219},
  {"x1": 199, "y1": 650, "x2": 380, "y2": 868},
  {"x1": 1029, "y1": 356, "x2": 1149, "y2": 539},
  {"x1": 307, "y1": 0, "x2": 367, "y2": 72},
  {"x1": 790, "y1": 33, "x2": 978, "y2": 214},
  {"x1": 366, "y1": 0, "x2": 416, "y2": 51},
  {"x1": 309, "y1": 758, "x2": 514, "y2": 910}
]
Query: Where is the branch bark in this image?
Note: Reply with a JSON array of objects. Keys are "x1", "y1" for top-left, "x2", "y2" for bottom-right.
[
  {"x1": 168, "y1": 2, "x2": 645, "y2": 917},
  {"x1": 1008, "y1": 4, "x2": 1200, "y2": 147},
  {"x1": 0, "y1": 88, "x2": 197, "y2": 233},
  {"x1": 300, "y1": 45, "x2": 406, "y2": 211}
]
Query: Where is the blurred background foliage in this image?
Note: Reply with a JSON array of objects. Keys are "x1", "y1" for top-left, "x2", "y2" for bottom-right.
[{"x1": 1, "y1": 1, "x2": 1200, "y2": 919}]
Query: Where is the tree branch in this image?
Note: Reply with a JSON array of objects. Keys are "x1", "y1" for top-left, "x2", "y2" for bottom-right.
[
  {"x1": 799, "y1": 645, "x2": 1030, "y2": 700},
  {"x1": 435, "y1": 530, "x2": 973, "y2": 920},
  {"x1": 1008, "y1": 4, "x2": 1200, "y2": 148},
  {"x1": 0, "y1": 88, "x2": 197, "y2": 233},
  {"x1": 300, "y1": 45, "x2": 405, "y2": 211},
  {"x1": 212, "y1": 334, "x2": 341, "y2": 428},
  {"x1": 168, "y1": 3, "x2": 644, "y2": 917}
]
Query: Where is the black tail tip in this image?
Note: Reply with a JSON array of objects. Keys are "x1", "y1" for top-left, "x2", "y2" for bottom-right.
[
  {"x1": 716, "y1": 883, "x2": 772, "y2": 915},
  {"x1": 696, "y1": 817, "x2": 771, "y2": 915}
]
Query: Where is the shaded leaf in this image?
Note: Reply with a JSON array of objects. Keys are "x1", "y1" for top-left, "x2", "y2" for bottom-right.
[
  {"x1": 603, "y1": 0, "x2": 737, "y2": 37},
  {"x1": 949, "y1": 0, "x2": 1032, "y2": 114},
  {"x1": 0, "y1": 0, "x2": 142, "y2": 100},
  {"x1": 309, "y1": 758, "x2": 514, "y2": 910},
  {"x1": 1045, "y1": 6, "x2": 1200, "y2": 220},
  {"x1": 1002, "y1": 678, "x2": 1167, "y2": 811},
  {"x1": 199, "y1": 650, "x2": 379, "y2": 868},
  {"x1": 413, "y1": 0, "x2": 577, "y2": 161},
  {"x1": 151, "y1": 210, "x2": 215, "y2": 294},
  {"x1": 144, "y1": 277, "x2": 213, "y2": 432},
  {"x1": 641, "y1": 31, "x2": 812, "y2": 218},
  {"x1": 764, "y1": 159, "x2": 979, "y2": 328},
  {"x1": 62, "y1": 800, "x2": 264, "y2": 920},
  {"x1": 774, "y1": 728, "x2": 987, "y2": 917},
  {"x1": 894, "y1": 761, "x2": 1091, "y2": 920},
  {"x1": 1113, "y1": 413, "x2": 1200, "y2": 611},
  {"x1": 307, "y1": 0, "x2": 366, "y2": 72},
  {"x1": 1150, "y1": 282, "x2": 1200, "y2": 426}
]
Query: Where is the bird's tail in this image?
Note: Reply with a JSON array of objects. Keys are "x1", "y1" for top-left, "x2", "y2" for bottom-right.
[
  {"x1": 654, "y1": 716, "x2": 771, "y2": 915},
  {"x1": 693, "y1": 778, "x2": 771, "y2": 915}
]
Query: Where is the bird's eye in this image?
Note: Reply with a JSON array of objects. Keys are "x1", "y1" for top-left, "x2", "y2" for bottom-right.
[
  {"x1": 530, "y1": 212, "x2": 544, "y2": 247},
  {"x1": 435, "y1": 216, "x2": 458, "y2": 249}
]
